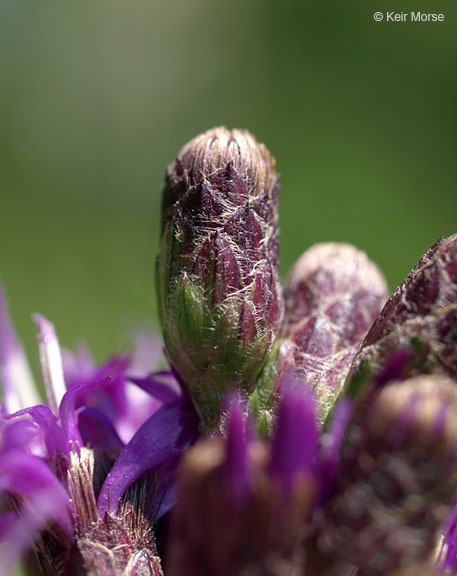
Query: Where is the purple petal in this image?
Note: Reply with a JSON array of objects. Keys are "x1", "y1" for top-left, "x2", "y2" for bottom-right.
[
  {"x1": 0, "y1": 512, "x2": 16, "y2": 540},
  {"x1": 269, "y1": 385, "x2": 318, "y2": 491},
  {"x1": 222, "y1": 397, "x2": 251, "y2": 499},
  {"x1": 155, "y1": 482, "x2": 177, "y2": 520},
  {"x1": 63, "y1": 350, "x2": 128, "y2": 393},
  {"x1": 114, "y1": 382, "x2": 163, "y2": 444},
  {"x1": 439, "y1": 500, "x2": 457, "y2": 573},
  {"x1": 374, "y1": 348, "x2": 414, "y2": 386},
  {"x1": 8, "y1": 405, "x2": 67, "y2": 458},
  {"x1": 115, "y1": 371, "x2": 182, "y2": 445},
  {"x1": 0, "y1": 287, "x2": 39, "y2": 413},
  {"x1": 61, "y1": 355, "x2": 131, "y2": 444},
  {"x1": 0, "y1": 450, "x2": 71, "y2": 536},
  {"x1": 97, "y1": 401, "x2": 198, "y2": 517},
  {"x1": 87, "y1": 356, "x2": 130, "y2": 417},
  {"x1": 59, "y1": 371, "x2": 175, "y2": 448},
  {"x1": 63, "y1": 354, "x2": 135, "y2": 442},
  {"x1": 150, "y1": 461, "x2": 179, "y2": 520},
  {"x1": 59, "y1": 379, "x2": 117, "y2": 446},
  {"x1": 319, "y1": 398, "x2": 353, "y2": 500},
  {"x1": 33, "y1": 314, "x2": 66, "y2": 414},
  {"x1": 1, "y1": 418, "x2": 37, "y2": 452},
  {"x1": 78, "y1": 406, "x2": 124, "y2": 454},
  {"x1": 128, "y1": 328, "x2": 165, "y2": 376},
  {"x1": 0, "y1": 467, "x2": 71, "y2": 576},
  {"x1": 128, "y1": 373, "x2": 182, "y2": 404},
  {"x1": 61, "y1": 345, "x2": 96, "y2": 388},
  {"x1": 323, "y1": 399, "x2": 352, "y2": 458},
  {"x1": 0, "y1": 512, "x2": 33, "y2": 576}
]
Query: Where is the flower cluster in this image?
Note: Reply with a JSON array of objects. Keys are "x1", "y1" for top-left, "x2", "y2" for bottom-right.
[
  {"x1": 1, "y1": 126, "x2": 457, "y2": 576},
  {"x1": 0, "y1": 289, "x2": 198, "y2": 575}
]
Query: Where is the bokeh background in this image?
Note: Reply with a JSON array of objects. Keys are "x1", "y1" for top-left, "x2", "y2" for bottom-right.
[{"x1": 1, "y1": 0, "x2": 456, "y2": 370}]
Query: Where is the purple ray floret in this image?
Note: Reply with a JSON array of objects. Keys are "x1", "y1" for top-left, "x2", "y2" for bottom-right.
[
  {"x1": 0, "y1": 287, "x2": 191, "y2": 575},
  {"x1": 98, "y1": 395, "x2": 198, "y2": 519}
]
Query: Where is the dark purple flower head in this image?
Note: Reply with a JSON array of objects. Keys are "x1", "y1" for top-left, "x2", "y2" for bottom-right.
[{"x1": 157, "y1": 127, "x2": 283, "y2": 431}]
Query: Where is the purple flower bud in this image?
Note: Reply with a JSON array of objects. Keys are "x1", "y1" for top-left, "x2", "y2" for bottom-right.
[
  {"x1": 166, "y1": 390, "x2": 319, "y2": 576},
  {"x1": 345, "y1": 234, "x2": 457, "y2": 396},
  {"x1": 313, "y1": 375, "x2": 457, "y2": 576},
  {"x1": 280, "y1": 243, "x2": 387, "y2": 420},
  {"x1": 157, "y1": 127, "x2": 283, "y2": 430}
]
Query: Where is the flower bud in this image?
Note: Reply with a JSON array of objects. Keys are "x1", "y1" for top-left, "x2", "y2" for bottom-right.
[
  {"x1": 166, "y1": 392, "x2": 318, "y2": 576},
  {"x1": 280, "y1": 243, "x2": 387, "y2": 420},
  {"x1": 314, "y1": 375, "x2": 457, "y2": 576},
  {"x1": 345, "y1": 234, "x2": 457, "y2": 397},
  {"x1": 157, "y1": 127, "x2": 283, "y2": 430}
]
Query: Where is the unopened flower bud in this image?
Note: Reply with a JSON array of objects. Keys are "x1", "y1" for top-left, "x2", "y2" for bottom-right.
[
  {"x1": 314, "y1": 375, "x2": 457, "y2": 576},
  {"x1": 157, "y1": 127, "x2": 283, "y2": 430},
  {"x1": 345, "y1": 234, "x2": 457, "y2": 397},
  {"x1": 280, "y1": 243, "x2": 387, "y2": 420}
]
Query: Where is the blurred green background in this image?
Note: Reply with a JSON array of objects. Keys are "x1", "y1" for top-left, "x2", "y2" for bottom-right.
[{"x1": 1, "y1": 0, "x2": 456, "y2": 368}]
